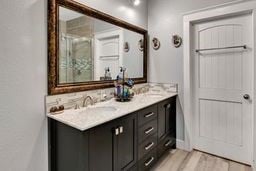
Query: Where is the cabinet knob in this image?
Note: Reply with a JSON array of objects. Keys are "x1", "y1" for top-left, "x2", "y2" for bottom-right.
[
  {"x1": 119, "y1": 126, "x2": 123, "y2": 134},
  {"x1": 115, "y1": 128, "x2": 119, "y2": 135}
]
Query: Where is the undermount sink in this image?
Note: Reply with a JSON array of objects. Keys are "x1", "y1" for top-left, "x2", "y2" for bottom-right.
[{"x1": 80, "y1": 106, "x2": 117, "y2": 114}]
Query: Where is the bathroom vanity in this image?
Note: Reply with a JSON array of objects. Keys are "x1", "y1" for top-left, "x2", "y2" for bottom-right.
[
  {"x1": 47, "y1": 1, "x2": 177, "y2": 170},
  {"x1": 48, "y1": 93, "x2": 177, "y2": 171}
]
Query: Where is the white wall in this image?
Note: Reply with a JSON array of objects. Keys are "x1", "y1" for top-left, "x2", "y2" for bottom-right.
[
  {"x1": 148, "y1": 0, "x2": 238, "y2": 141},
  {"x1": 76, "y1": 0, "x2": 148, "y2": 29},
  {"x1": 0, "y1": 0, "x2": 48, "y2": 170},
  {"x1": 1, "y1": 0, "x2": 246, "y2": 169},
  {"x1": 123, "y1": 30, "x2": 144, "y2": 78},
  {"x1": 0, "y1": 0, "x2": 147, "y2": 171}
]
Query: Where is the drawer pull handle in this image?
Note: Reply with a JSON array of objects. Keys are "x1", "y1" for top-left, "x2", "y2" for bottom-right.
[
  {"x1": 144, "y1": 157, "x2": 154, "y2": 167},
  {"x1": 144, "y1": 127, "x2": 154, "y2": 134},
  {"x1": 145, "y1": 142, "x2": 154, "y2": 150},
  {"x1": 144, "y1": 112, "x2": 154, "y2": 118},
  {"x1": 165, "y1": 140, "x2": 173, "y2": 147}
]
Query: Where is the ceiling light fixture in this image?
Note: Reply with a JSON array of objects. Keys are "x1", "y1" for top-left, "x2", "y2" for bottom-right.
[
  {"x1": 134, "y1": 0, "x2": 140, "y2": 6},
  {"x1": 130, "y1": 0, "x2": 140, "y2": 6}
]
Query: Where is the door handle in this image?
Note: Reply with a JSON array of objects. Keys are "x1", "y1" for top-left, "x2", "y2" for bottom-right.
[{"x1": 243, "y1": 94, "x2": 250, "y2": 100}]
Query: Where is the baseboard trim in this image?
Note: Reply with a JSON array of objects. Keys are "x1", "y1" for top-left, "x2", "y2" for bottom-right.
[{"x1": 176, "y1": 139, "x2": 186, "y2": 150}]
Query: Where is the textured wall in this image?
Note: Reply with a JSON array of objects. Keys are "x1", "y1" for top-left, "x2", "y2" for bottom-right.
[{"x1": 0, "y1": 0, "x2": 147, "y2": 171}]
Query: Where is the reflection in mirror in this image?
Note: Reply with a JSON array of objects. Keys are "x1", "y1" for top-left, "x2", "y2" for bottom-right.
[{"x1": 58, "y1": 6, "x2": 144, "y2": 84}]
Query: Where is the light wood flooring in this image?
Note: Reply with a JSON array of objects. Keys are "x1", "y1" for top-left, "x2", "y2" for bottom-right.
[{"x1": 152, "y1": 149, "x2": 252, "y2": 171}]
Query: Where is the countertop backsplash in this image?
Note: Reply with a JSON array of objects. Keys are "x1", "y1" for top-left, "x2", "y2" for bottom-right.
[{"x1": 45, "y1": 83, "x2": 178, "y2": 113}]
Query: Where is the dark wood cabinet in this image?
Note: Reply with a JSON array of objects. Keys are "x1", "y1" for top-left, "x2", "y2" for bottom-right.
[
  {"x1": 137, "y1": 104, "x2": 158, "y2": 171},
  {"x1": 115, "y1": 114, "x2": 137, "y2": 171},
  {"x1": 138, "y1": 119, "x2": 157, "y2": 143},
  {"x1": 89, "y1": 113, "x2": 137, "y2": 171},
  {"x1": 166, "y1": 97, "x2": 176, "y2": 136},
  {"x1": 158, "y1": 98, "x2": 176, "y2": 140},
  {"x1": 157, "y1": 133, "x2": 176, "y2": 157},
  {"x1": 137, "y1": 105, "x2": 157, "y2": 126},
  {"x1": 138, "y1": 148, "x2": 157, "y2": 171},
  {"x1": 49, "y1": 96, "x2": 177, "y2": 171},
  {"x1": 138, "y1": 133, "x2": 157, "y2": 160},
  {"x1": 49, "y1": 120, "x2": 89, "y2": 171},
  {"x1": 157, "y1": 97, "x2": 176, "y2": 158},
  {"x1": 89, "y1": 120, "x2": 116, "y2": 171},
  {"x1": 158, "y1": 100, "x2": 166, "y2": 139}
]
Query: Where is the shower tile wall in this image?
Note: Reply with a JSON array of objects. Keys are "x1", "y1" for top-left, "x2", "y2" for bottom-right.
[
  {"x1": 59, "y1": 16, "x2": 94, "y2": 84},
  {"x1": 59, "y1": 20, "x2": 67, "y2": 83}
]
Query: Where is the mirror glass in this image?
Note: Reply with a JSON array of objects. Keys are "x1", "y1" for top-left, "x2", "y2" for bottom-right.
[{"x1": 58, "y1": 6, "x2": 144, "y2": 84}]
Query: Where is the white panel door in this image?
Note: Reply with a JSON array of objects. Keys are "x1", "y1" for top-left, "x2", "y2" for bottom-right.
[
  {"x1": 98, "y1": 37, "x2": 120, "y2": 79},
  {"x1": 94, "y1": 30, "x2": 123, "y2": 80},
  {"x1": 193, "y1": 14, "x2": 253, "y2": 164}
]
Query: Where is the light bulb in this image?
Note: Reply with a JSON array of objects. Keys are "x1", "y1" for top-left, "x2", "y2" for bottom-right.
[{"x1": 133, "y1": 0, "x2": 140, "y2": 6}]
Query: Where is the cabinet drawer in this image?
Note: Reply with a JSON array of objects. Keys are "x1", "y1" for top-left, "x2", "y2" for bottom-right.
[
  {"x1": 138, "y1": 119, "x2": 157, "y2": 143},
  {"x1": 138, "y1": 105, "x2": 157, "y2": 126},
  {"x1": 138, "y1": 148, "x2": 157, "y2": 171},
  {"x1": 138, "y1": 133, "x2": 157, "y2": 160},
  {"x1": 127, "y1": 164, "x2": 137, "y2": 171},
  {"x1": 157, "y1": 134, "x2": 175, "y2": 158}
]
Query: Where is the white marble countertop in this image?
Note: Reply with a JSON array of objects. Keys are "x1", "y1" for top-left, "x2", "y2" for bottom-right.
[{"x1": 47, "y1": 92, "x2": 178, "y2": 131}]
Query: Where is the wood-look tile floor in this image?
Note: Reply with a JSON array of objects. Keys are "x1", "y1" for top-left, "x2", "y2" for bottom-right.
[{"x1": 152, "y1": 149, "x2": 252, "y2": 171}]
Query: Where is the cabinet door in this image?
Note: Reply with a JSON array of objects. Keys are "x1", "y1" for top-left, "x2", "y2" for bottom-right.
[
  {"x1": 51, "y1": 120, "x2": 89, "y2": 171},
  {"x1": 116, "y1": 114, "x2": 137, "y2": 171},
  {"x1": 89, "y1": 121, "x2": 116, "y2": 171},
  {"x1": 158, "y1": 100, "x2": 167, "y2": 139},
  {"x1": 158, "y1": 97, "x2": 177, "y2": 140},
  {"x1": 166, "y1": 97, "x2": 176, "y2": 135}
]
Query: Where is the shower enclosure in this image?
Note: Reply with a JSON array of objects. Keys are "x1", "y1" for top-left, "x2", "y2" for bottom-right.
[{"x1": 59, "y1": 33, "x2": 93, "y2": 84}]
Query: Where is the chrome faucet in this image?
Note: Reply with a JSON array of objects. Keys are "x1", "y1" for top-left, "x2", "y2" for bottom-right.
[{"x1": 82, "y1": 96, "x2": 94, "y2": 107}]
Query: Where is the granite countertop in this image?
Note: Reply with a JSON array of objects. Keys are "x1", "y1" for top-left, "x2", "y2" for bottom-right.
[{"x1": 47, "y1": 92, "x2": 178, "y2": 131}]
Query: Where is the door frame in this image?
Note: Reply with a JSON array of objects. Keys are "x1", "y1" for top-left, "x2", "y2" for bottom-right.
[
  {"x1": 183, "y1": 0, "x2": 256, "y2": 167},
  {"x1": 94, "y1": 29, "x2": 124, "y2": 80}
]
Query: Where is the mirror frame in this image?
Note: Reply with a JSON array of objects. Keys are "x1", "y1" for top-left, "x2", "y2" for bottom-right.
[{"x1": 48, "y1": 0, "x2": 148, "y2": 95}]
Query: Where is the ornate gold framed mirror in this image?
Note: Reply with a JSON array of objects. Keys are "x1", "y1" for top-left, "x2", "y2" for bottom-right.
[{"x1": 48, "y1": 0, "x2": 148, "y2": 95}]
